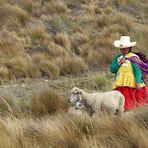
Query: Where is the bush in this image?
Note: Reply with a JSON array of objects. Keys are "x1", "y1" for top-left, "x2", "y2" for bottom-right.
[
  {"x1": 33, "y1": 53, "x2": 60, "y2": 78},
  {"x1": 58, "y1": 56, "x2": 88, "y2": 75},
  {"x1": 30, "y1": 86, "x2": 68, "y2": 117},
  {"x1": 53, "y1": 32, "x2": 71, "y2": 51}
]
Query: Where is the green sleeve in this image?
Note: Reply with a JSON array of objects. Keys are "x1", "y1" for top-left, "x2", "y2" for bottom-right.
[
  {"x1": 110, "y1": 55, "x2": 121, "y2": 74},
  {"x1": 131, "y1": 63, "x2": 142, "y2": 83}
]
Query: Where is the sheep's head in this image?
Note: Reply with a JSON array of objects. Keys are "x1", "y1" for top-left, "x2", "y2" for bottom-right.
[
  {"x1": 68, "y1": 87, "x2": 83, "y2": 104},
  {"x1": 76, "y1": 101, "x2": 86, "y2": 110},
  {"x1": 76, "y1": 99, "x2": 95, "y2": 116}
]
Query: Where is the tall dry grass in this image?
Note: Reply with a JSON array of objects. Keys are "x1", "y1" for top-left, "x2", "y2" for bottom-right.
[
  {"x1": 57, "y1": 55, "x2": 88, "y2": 75},
  {"x1": 0, "y1": 108, "x2": 147, "y2": 147},
  {"x1": 71, "y1": 32, "x2": 89, "y2": 55},
  {"x1": 53, "y1": 32, "x2": 71, "y2": 51},
  {"x1": 47, "y1": 1, "x2": 68, "y2": 15},
  {"x1": 0, "y1": 4, "x2": 29, "y2": 29},
  {"x1": 48, "y1": 41, "x2": 68, "y2": 57},
  {"x1": 6, "y1": 54, "x2": 38, "y2": 79},
  {"x1": 20, "y1": 0, "x2": 33, "y2": 13},
  {"x1": 0, "y1": 69, "x2": 147, "y2": 147},
  {"x1": 32, "y1": 53, "x2": 60, "y2": 78},
  {"x1": 0, "y1": 0, "x2": 147, "y2": 79},
  {"x1": 130, "y1": 24, "x2": 148, "y2": 54},
  {"x1": 91, "y1": 74, "x2": 109, "y2": 89},
  {"x1": 27, "y1": 23, "x2": 50, "y2": 46},
  {"x1": 30, "y1": 86, "x2": 68, "y2": 117}
]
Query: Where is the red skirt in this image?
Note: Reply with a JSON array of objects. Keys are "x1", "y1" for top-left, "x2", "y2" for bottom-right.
[{"x1": 115, "y1": 86, "x2": 148, "y2": 111}]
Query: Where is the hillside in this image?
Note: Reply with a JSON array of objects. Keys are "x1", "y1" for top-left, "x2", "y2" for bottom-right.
[
  {"x1": 0, "y1": 0, "x2": 147, "y2": 80},
  {"x1": 0, "y1": 0, "x2": 147, "y2": 147}
]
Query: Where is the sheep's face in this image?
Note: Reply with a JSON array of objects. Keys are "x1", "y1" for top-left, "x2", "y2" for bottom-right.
[
  {"x1": 76, "y1": 102, "x2": 86, "y2": 110},
  {"x1": 68, "y1": 87, "x2": 82, "y2": 104}
]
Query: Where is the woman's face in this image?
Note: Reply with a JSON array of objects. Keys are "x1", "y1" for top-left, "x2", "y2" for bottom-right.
[{"x1": 120, "y1": 48, "x2": 129, "y2": 55}]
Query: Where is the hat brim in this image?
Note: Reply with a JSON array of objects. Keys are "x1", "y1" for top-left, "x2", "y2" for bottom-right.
[{"x1": 114, "y1": 40, "x2": 136, "y2": 48}]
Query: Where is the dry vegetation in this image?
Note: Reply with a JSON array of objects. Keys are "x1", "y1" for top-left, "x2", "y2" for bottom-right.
[
  {"x1": 0, "y1": 0, "x2": 147, "y2": 147},
  {"x1": 0, "y1": 0, "x2": 147, "y2": 79},
  {"x1": 0, "y1": 70, "x2": 147, "y2": 148}
]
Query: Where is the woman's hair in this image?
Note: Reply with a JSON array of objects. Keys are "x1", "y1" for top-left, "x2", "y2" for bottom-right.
[{"x1": 128, "y1": 47, "x2": 132, "y2": 52}]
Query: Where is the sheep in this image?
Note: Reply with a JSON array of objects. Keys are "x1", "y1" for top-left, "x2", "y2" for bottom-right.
[{"x1": 69, "y1": 87, "x2": 125, "y2": 116}]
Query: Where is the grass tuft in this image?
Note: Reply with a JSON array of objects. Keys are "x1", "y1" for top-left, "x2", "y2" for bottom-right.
[
  {"x1": 33, "y1": 53, "x2": 60, "y2": 78},
  {"x1": 53, "y1": 32, "x2": 71, "y2": 51},
  {"x1": 30, "y1": 86, "x2": 68, "y2": 117},
  {"x1": 0, "y1": 4, "x2": 29, "y2": 29},
  {"x1": 58, "y1": 56, "x2": 88, "y2": 75},
  {"x1": 47, "y1": 1, "x2": 68, "y2": 15},
  {"x1": 91, "y1": 74, "x2": 109, "y2": 89}
]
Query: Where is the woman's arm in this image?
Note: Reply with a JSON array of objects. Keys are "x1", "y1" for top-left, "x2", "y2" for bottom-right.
[
  {"x1": 131, "y1": 63, "x2": 142, "y2": 83},
  {"x1": 110, "y1": 55, "x2": 121, "y2": 73}
]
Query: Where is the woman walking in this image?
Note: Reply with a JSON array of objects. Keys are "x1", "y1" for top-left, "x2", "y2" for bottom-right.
[{"x1": 110, "y1": 36, "x2": 148, "y2": 111}]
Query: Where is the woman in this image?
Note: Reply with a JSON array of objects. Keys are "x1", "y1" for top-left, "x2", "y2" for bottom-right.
[{"x1": 110, "y1": 36, "x2": 148, "y2": 111}]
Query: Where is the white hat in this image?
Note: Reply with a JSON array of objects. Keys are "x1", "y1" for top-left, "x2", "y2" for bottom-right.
[{"x1": 114, "y1": 36, "x2": 136, "y2": 48}]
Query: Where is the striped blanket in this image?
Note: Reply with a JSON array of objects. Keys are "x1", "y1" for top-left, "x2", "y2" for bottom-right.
[{"x1": 128, "y1": 55, "x2": 148, "y2": 85}]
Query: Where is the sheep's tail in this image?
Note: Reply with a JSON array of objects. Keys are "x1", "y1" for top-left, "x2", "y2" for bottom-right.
[{"x1": 118, "y1": 94, "x2": 125, "y2": 115}]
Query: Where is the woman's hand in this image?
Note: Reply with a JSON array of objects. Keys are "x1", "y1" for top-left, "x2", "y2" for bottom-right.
[
  {"x1": 118, "y1": 57, "x2": 126, "y2": 65},
  {"x1": 136, "y1": 83, "x2": 141, "y2": 89}
]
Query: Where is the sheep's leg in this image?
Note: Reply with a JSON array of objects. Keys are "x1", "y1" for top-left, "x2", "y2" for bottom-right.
[{"x1": 117, "y1": 96, "x2": 125, "y2": 115}]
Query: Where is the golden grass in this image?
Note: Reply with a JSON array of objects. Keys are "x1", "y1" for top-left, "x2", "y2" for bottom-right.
[
  {"x1": 0, "y1": 4, "x2": 29, "y2": 28},
  {"x1": 20, "y1": 0, "x2": 33, "y2": 13},
  {"x1": 103, "y1": 7, "x2": 113, "y2": 14},
  {"x1": 95, "y1": 37, "x2": 113, "y2": 49},
  {"x1": 0, "y1": 69, "x2": 147, "y2": 147},
  {"x1": 112, "y1": 12, "x2": 134, "y2": 31},
  {"x1": 0, "y1": 0, "x2": 6, "y2": 5},
  {"x1": 48, "y1": 41, "x2": 68, "y2": 57},
  {"x1": 76, "y1": 14, "x2": 97, "y2": 29},
  {"x1": 81, "y1": 3, "x2": 97, "y2": 15},
  {"x1": 58, "y1": 55, "x2": 88, "y2": 75},
  {"x1": 0, "y1": 108, "x2": 147, "y2": 147},
  {"x1": 0, "y1": 0, "x2": 147, "y2": 146},
  {"x1": 85, "y1": 50, "x2": 105, "y2": 66},
  {"x1": 0, "y1": 66, "x2": 9, "y2": 80},
  {"x1": 91, "y1": 74, "x2": 109, "y2": 89},
  {"x1": 109, "y1": 0, "x2": 146, "y2": 8},
  {"x1": 104, "y1": 24, "x2": 128, "y2": 36},
  {"x1": 32, "y1": 53, "x2": 60, "y2": 78},
  {"x1": 0, "y1": 38, "x2": 23, "y2": 56},
  {"x1": 71, "y1": 32, "x2": 89, "y2": 53},
  {"x1": 0, "y1": 0, "x2": 147, "y2": 79},
  {"x1": 42, "y1": 14, "x2": 71, "y2": 35},
  {"x1": 47, "y1": 1, "x2": 68, "y2": 15},
  {"x1": 130, "y1": 24, "x2": 148, "y2": 54},
  {"x1": 30, "y1": 86, "x2": 68, "y2": 117},
  {"x1": 81, "y1": 47, "x2": 114, "y2": 67},
  {"x1": 28, "y1": 24, "x2": 48, "y2": 45},
  {"x1": 53, "y1": 32, "x2": 71, "y2": 51},
  {"x1": 3, "y1": 53, "x2": 38, "y2": 79},
  {"x1": 96, "y1": 13, "x2": 111, "y2": 28}
]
